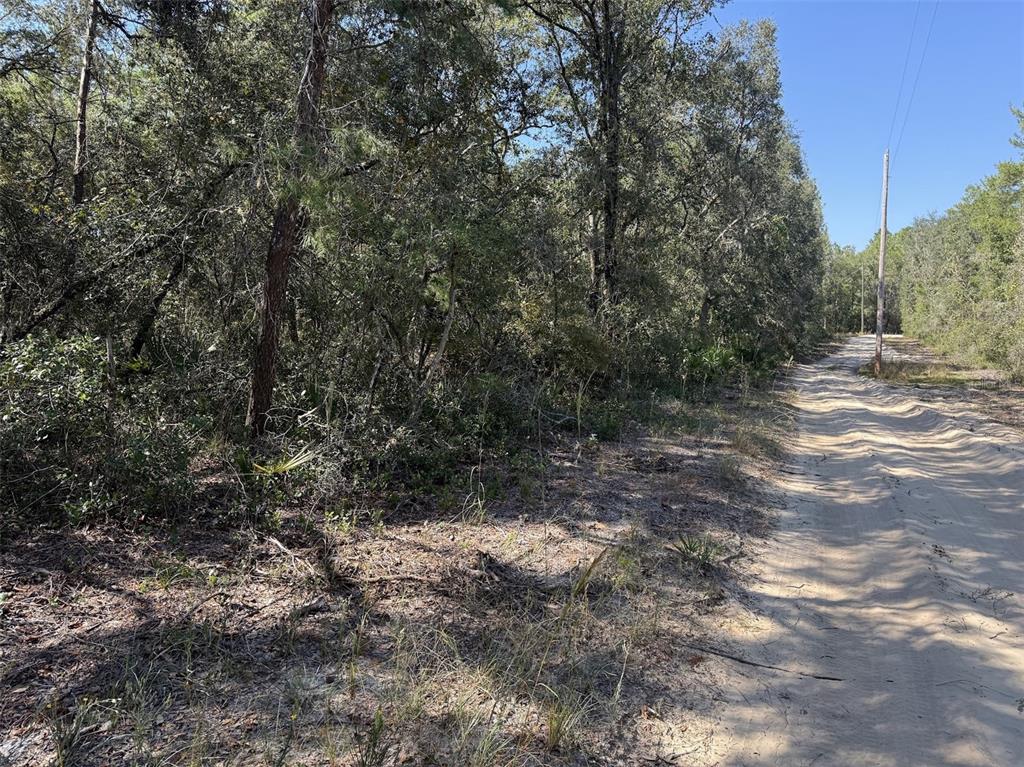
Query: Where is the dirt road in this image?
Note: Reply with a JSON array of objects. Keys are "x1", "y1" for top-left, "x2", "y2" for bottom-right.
[{"x1": 713, "y1": 335, "x2": 1024, "y2": 765}]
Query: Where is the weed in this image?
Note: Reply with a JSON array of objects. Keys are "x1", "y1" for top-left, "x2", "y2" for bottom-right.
[
  {"x1": 325, "y1": 504, "x2": 359, "y2": 537},
  {"x1": 141, "y1": 554, "x2": 204, "y2": 591},
  {"x1": 716, "y1": 454, "x2": 744, "y2": 485},
  {"x1": 461, "y1": 466, "x2": 489, "y2": 524},
  {"x1": 539, "y1": 686, "x2": 589, "y2": 752},
  {"x1": 511, "y1": 450, "x2": 545, "y2": 505},
  {"x1": 732, "y1": 423, "x2": 778, "y2": 458},
  {"x1": 184, "y1": 722, "x2": 212, "y2": 767},
  {"x1": 468, "y1": 722, "x2": 516, "y2": 767},
  {"x1": 860, "y1": 358, "x2": 994, "y2": 388},
  {"x1": 49, "y1": 696, "x2": 97, "y2": 767},
  {"x1": 319, "y1": 720, "x2": 350, "y2": 766},
  {"x1": 626, "y1": 599, "x2": 662, "y2": 647},
  {"x1": 569, "y1": 547, "x2": 609, "y2": 603},
  {"x1": 454, "y1": 704, "x2": 516, "y2": 767},
  {"x1": 283, "y1": 672, "x2": 319, "y2": 720},
  {"x1": 116, "y1": 662, "x2": 167, "y2": 755},
  {"x1": 611, "y1": 642, "x2": 631, "y2": 706},
  {"x1": 350, "y1": 608, "x2": 373, "y2": 658},
  {"x1": 253, "y1": 446, "x2": 320, "y2": 476},
  {"x1": 356, "y1": 708, "x2": 390, "y2": 767},
  {"x1": 670, "y1": 534, "x2": 724, "y2": 571},
  {"x1": 369, "y1": 507, "x2": 385, "y2": 535},
  {"x1": 607, "y1": 546, "x2": 642, "y2": 593},
  {"x1": 346, "y1": 659, "x2": 360, "y2": 696}
]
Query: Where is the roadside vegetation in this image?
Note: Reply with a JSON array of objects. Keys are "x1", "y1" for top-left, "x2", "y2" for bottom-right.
[
  {"x1": 858, "y1": 337, "x2": 1024, "y2": 437},
  {"x1": 858, "y1": 338, "x2": 1002, "y2": 388},
  {"x1": 821, "y1": 110, "x2": 1024, "y2": 380},
  {"x1": 1, "y1": 377, "x2": 796, "y2": 765},
  {"x1": 1, "y1": 1, "x2": 823, "y2": 764},
  {"x1": 1, "y1": 1, "x2": 826, "y2": 535}
]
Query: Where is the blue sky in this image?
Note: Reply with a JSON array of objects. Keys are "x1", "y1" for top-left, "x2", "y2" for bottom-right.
[{"x1": 706, "y1": 0, "x2": 1024, "y2": 250}]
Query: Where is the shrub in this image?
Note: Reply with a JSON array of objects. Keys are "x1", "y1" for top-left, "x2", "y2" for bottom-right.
[{"x1": 0, "y1": 334, "x2": 197, "y2": 525}]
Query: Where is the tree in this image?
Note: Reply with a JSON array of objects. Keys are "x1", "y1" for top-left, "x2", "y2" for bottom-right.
[
  {"x1": 526, "y1": 0, "x2": 713, "y2": 313},
  {"x1": 72, "y1": 0, "x2": 100, "y2": 204},
  {"x1": 1, "y1": 0, "x2": 832, "y2": 519},
  {"x1": 247, "y1": 0, "x2": 335, "y2": 437}
]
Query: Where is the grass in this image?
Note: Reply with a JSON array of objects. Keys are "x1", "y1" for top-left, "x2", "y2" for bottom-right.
[
  {"x1": 6, "y1": 370, "x2": 790, "y2": 766},
  {"x1": 49, "y1": 697, "x2": 97, "y2": 767},
  {"x1": 354, "y1": 704, "x2": 389, "y2": 765},
  {"x1": 715, "y1": 454, "x2": 744, "y2": 485},
  {"x1": 860, "y1": 359, "x2": 991, "y2": 387},
  {"x1": 861, "y1": 337, "x2": 1007, "y2": 388},
  {"x1": 669, "y1": 534, "x2": 725, "y2": 572},
  {"x1": 539, "y1": 687, "x2": 590, "y2": 752}
]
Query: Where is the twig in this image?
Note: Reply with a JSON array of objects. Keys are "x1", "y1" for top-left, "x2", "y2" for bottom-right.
[
  {"x1": 182, "y1": 591, "x2": 230, "y2": 621},
  {"x1": 680, "y1": 641, "x2": 844, "y2": 682},
  {"x1": 266, "y1": 535, "x2": 318, "y2": 577},
  {"x1": 360, "y1": 574, "x2": 439, "y2": 585}
]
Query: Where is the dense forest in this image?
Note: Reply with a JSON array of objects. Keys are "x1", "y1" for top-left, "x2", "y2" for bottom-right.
[
  {"x1": 1, "y1": 0, "x2": 828, "y2": 523},
  {"x1": 821, "y1": 111, "x2": 1024, "y2": 378}
]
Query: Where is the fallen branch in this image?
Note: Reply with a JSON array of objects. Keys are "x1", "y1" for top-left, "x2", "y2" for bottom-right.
[
  {"x1": 360, "y1": 574, "x2": 440, "y2": 585},
  {"x1": 680, "y1": 641, "x2": 844, "y2": 682}
]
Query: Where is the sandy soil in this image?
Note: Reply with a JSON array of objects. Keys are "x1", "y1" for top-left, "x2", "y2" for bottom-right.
[
  {"x1": 0, "y1": 387, "x2": 780, "y2": 765},
  {"x1": 708, "y1": 335, "x2": 1024, "y2": 765}
]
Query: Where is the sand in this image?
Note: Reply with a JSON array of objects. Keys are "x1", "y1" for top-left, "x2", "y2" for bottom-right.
[{"x1": 712, "y1": 335, "x2": 1024, "y2": 766}]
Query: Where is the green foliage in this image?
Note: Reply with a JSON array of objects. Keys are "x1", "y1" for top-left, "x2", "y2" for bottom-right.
[
  {"x1": 670, "y1": 535, "x2": 725, "y2": 572},
  {"x1": 895, "y1": 112, "x2": 1023, "y2": 378},
  {"x1": 356, "y1": 708, "x2": 391, "y2": 767},
  {"x1": 823, "y1": 111, "x2": 1023, "y2": 382},
  {"x1": 0, "y1": 335, "x2": 196, "y2": 525},
  {"x1": 0, "y1": 1, "x2": 829, "y2": 526}
]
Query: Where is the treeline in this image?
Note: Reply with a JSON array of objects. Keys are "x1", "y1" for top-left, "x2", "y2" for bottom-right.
[
  {"x1": 820, "y1": 241, "x2": 901, "y2": 336},
  {"x1": 821, "y1": 111, "x2": 1023, "y2": 379},
  {"x1": 1, "y1": 0, "x2": 827, "y2": 522}
]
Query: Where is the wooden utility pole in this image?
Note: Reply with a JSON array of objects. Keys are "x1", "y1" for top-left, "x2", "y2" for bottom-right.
[
  {"x1": 874, "y1": 150, "x2": 889, "y2": 375},
  {"x1": 860, "y1": 263, "x2": 865, "y2": 334}
]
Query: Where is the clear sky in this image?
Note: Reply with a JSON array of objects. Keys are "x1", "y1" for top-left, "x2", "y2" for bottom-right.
[{"x1": 704, "y1": 0, "x2": 1024, "y2": 250}]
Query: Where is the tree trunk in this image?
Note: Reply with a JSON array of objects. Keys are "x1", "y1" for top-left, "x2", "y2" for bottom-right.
[
  {"x1": 126, "y1": 163, "x2": 237, "y2": 358},
  {"x1": 598, "y1": 0, "x2": 622, "y2": 306},
  {"x1": 247, "y1": 0, "x2": 334, "y2": 437},
  {"x1": 407, "y1": 259, "x2": 457, "y2": 429},
  {"x1": 698, "y1": 292, "x2": 712, "y2": 341},
  {"x1": 247, "y1": 199, "x2": 302, "y2": 433},
  {"x1": 72, "y1": 0, "x2": 100, "y2": 205},
  {"x1": 129, "y1": 250, "x2": 185, "y2": 359},
  {"x1": 587, "y1": 212, "x2": 601, "y2": 315}
]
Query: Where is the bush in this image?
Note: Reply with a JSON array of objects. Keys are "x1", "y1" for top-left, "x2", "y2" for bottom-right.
[{"x1": 1, "y1": 335, "x2": 197, "y2": 525}]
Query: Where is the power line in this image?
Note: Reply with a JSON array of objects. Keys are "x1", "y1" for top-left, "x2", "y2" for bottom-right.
[
  {"x1": 886, "y1": 0, "x2": 922, "y2": 151},
  {"x1": 893, "y1": 0, "x2": 940, "y2": 165}
]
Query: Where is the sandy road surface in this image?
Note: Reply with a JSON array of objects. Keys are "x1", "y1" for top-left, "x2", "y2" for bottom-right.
[{"x1": 713, "y1": 336, "x2": 1024, "y2": 766}]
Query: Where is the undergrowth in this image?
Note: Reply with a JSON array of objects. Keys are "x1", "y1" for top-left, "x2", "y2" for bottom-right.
[{"x1": 0, "y1": 333, "x2": 783, "y2": 532}]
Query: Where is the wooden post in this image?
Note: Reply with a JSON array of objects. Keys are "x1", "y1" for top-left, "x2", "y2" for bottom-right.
[
  {"x1": 874, "y1": 150, "x2": 889, "y2": 375},
  {"x1": 860, "y1": 263, "x2": 865, "y2": 335}
]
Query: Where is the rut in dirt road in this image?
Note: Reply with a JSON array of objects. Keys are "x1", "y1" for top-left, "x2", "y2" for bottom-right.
[{"x1": 714, "y1": 335, "x2": 1024, "y2": 766}]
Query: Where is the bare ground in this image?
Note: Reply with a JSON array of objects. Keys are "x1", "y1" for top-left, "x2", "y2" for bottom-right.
[
  {"x1": 1, "y1": 386, "x2": 792, "y2": 766},
  {"x1": 704, "y1": 335, "x2": 1024, "y2": 766}
]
